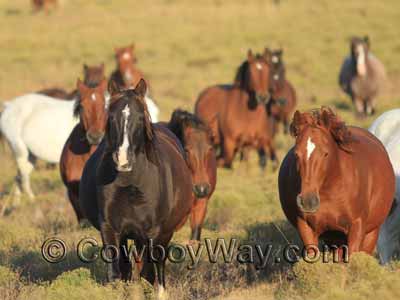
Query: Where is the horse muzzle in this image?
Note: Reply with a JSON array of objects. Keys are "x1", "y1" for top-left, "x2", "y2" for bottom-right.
[
  {"x1": 193, "y1": 183, "x2": 211, "y2": 199},
  {"x1": 86, "y1": 132, "x2": 104, "y2": 145},
  {"x1": 256, "y1": 93, "x2": 271, "y2": 104},
  {"x1": 296, "y1": 193, "x2": 320, "y2": 213},
  {"x1": 112, "y1": 152, "x2": 133, "y2": 172}
]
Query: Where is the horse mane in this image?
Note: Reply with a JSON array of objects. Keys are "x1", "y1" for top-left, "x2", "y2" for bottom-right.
[
  {"x1": 290, "y1": 107, "x2": 354, "y2": 152},
  {"x1": 168, "y1": 109, "x2": 209, "y2": 144},
  {"x1": 73, "y1": 98, "x2": 81, "y2": 118}
]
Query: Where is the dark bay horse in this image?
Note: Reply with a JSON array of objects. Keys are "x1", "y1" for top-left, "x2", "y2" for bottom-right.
[
  {"x1": 278, "y1": 107, "x2": 395, "y2": 257},
  {"x1": 166, "y1": 109, "x2": 217, "y2": 241},
  {"x1": 79, "y1": 80, "x2": 193, "y2": 296},
  {"x1": 195, "y1": 49, "x2": 278, "y2": 170},
  {"x1": 109, "y1": 44, "x2": 146, "y2": 90},
  {"x1": 339, "y1": 36, "x2": 386, "y2": 117},
  {"x1": 38, "y1": 63, "x2": 106, "y2": 100},
  {"x1": 266, "y1": 48, "x2": 297, "y2": 134},
  {"x1": 59, "y1": 78, "x2": 108, "y2": 222}
]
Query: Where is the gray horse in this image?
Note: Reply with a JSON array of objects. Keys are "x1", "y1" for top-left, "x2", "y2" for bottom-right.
[{"x1": 339, "y1": 36, "x2": 386, "y2": 116}]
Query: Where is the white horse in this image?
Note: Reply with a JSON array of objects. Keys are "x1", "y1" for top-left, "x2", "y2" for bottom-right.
[
  {"x1": 0, "y1": 92, "x2": 159, "y2": 199},
  {"x1": 369, "y1": 109, "x2": 400, "y2": 264}
]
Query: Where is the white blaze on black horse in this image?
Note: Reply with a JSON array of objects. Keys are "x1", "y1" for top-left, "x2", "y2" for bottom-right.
[{"x1": 79, "y1": 79, "x2": 193, "y2": 297}]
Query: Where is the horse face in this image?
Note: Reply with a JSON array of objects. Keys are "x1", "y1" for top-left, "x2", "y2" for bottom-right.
[
  {"x1": 247, "y1": 49, "x2": 271, "y2": 104},
  {"x1": 83, "y1": 63, "x2": 105, "y2": 87},
  {"x1": 183, "y1": 127, "x2": 214, "y2": 199},
  {"x1": 76, "y1": 78, "x2": 108, "y2": 145},
  {"x1": 115, "y1": 44, "x2": 137, "y2": 87},
  {"x1": 293, "y1": 126, "x2": 335, "y2": 213},
  {"x1": 351, "y1": 36, "x2": 369, "y2": 77},
  {"x1": 107, "y1": 80, "x2": 149, "y2": 172}
]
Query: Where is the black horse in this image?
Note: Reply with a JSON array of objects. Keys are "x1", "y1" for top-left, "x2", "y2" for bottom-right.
[{"x1": 79, "y1": 79, "x2": 193, "y2": 297}]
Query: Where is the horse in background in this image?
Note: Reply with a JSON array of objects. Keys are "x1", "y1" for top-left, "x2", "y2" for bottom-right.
[
  {"x1": 166, "y1": 109, "x2": 217, "y2": 241},
  {"x1": 37, "y1": 63, "x2": 106, "y2": 100},
  {"x1": 279, "y1": 107, "x2": 394, "y2": 258},
  {"x1": 60, "y1": 78, "x2": 108, "y2": 222},
  {"x1": 32, "y1": 0, "x2": 57, "y2": 12},
  {"x1": 339, "y1": 36, "x2": 386, "y2": 117},
  {"x1": 369, "y1": 109, "x2": 400, "y2": 264},
  {"x1": 79, "y1": 80, "x2": 193, "y2": 297},
  {"x1": 109, "y1": 44, "x2": 146, "y2": 90},
  {"x1": 195, "y1": 49, "x2": 278, "y2": 170},
  {"x1": 266, "y1": 48, "x2": 297, "y2": 134}
]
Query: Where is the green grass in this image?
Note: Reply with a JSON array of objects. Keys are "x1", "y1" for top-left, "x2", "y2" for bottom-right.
[{"x1": 1, "y1": 0, "x2": 400, "y2": 299}]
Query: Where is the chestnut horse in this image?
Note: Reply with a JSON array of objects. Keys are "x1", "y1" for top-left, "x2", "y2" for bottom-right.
[
  {"x1": 79, "y1": 80, "x2": 192, "y2": 298},
  {"x1": 195, "y1": 49, "x2": 278, "y2": 170},
  {"x1": 266, "y1": 48, "x2": 297, "y2": 134},
  {"x1": 32, "y1": 0, "x2": 57, "y2": 12},
  {"x1": 109, "y1": 44, "x2": 146, "y2": 90},
  {"x1": 278, "y1": 107, "x2": 395, "y2": 257},
  {"x1": 166, "y1": 109, "x2": 217, "y2": 240},
  {"x1": 38, "y1": 63, "x2": 106, "y2": 100},
  {"x1": 339, "y1": 36, "x2": 386, "y2": 117},
  {"x1": 59, "y1": 78, "x2": 108, "y2": 222}
]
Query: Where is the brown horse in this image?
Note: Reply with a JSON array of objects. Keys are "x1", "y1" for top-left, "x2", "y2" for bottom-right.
[
  {"x1": 195, "y1": 49, "x2": 278, "y2": 170},
  {"x1": 278, "y1": 107, "x2": 395, "y2": 257},
  {"x1": 266, "y1": 48, "x2": 297, "y2": 134},
  {"x1": 166, "y1": 109, "x2": 217, "y2": 241},
  {"x1": 59, "y1": 78, "x2": 108, "y2": 222},
  {"x1": 339, "y1": 36, "x2": 386, "y2": 117},
  {"x1": 38, "y1": 63, "x2": 106, "y2": 100},
  {"x1": 32, "y1": 0, "x2": 57, "y2": 12},
  {"x1": 109, "y1": 44, "x2": 146, "y2": 89}
]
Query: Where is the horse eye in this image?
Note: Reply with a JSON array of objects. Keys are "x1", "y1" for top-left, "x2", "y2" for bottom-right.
[{"x1": 324, "y1": 152, "x2": 329, "y2": 157}]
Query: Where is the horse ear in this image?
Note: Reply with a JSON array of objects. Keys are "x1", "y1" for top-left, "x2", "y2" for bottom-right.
[
  {"x1": 290, "y1": 110, "x2": 303, "y2": 137},
  {"x1": 108, "y1": 79, "x2": 120, "y2": 96},
  {"x1": 134, "y1": 79, "x2": 147, "y2": 98},
  {"x1": 263, "y1": 48, "x2": 272, "y2": 63},
  {"x1": 364, "y1": 35, "x2": 370, "y2": 48},
  {"x1": 247, "y1": 49, "x2": 255, "y2": 62}
]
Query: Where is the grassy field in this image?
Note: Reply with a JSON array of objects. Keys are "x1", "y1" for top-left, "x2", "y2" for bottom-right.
[{"x1": 0, "y1": 0, "x2": 400, "y2": 299}]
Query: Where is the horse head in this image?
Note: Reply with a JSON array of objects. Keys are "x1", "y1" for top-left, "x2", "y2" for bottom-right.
[
  {"x1": 83, "y1": 63, "x2": 105, "y2": 87},
  {"x1": 350, "y1": 36, "x2": 370, "y2": 77},
  {"x1": 290, "y1": 107, "x2": 354, "y2": 213},
  {"x1": 169, "y1": 109, "x2": 215, "y2": 199},
  {"x1": 106, "y1": 79, "x2": 155, "y2": 172},
  {"x1": 235, "y1": 48, "x2": 272, "y2": 106},
  {"x1": 75, "y1": 78, "x2": 108, "y2": 145},
  {"x1": 269, "y1": 48, "x2": 286, "y2": 93},
  {"x1": 114, "y1": 44, "x2": 138, "y2": 88}
]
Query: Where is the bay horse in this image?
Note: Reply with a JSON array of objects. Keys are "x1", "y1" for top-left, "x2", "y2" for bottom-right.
[
  {"x1": 59, "y1": 78, "x2": 108, "y2": 222},
  {"x1": 109, "y1": 44, "x2": 146, "y2": 90},
  {"x1": 195, "y1": 49, "x2": 278, "y2": 170},
  {"x1": 0, "y1": 93, "x2": 81, "y2": 199},
  {"x1": 32, "y1": 0, "x2": 57, "y2": 12},
  {"x1": 79, "y1": 80, "x2": 193, "y2": 297},
  {"x1": 166, "y1": 109, "x2": 217, "y2": 241},
  {"x1": 278, "y1": 107, "x2": 395, "y2": 257},
  {"x1": 369, "y1": 109, "x2": 400, "y2": 263},
  {"x1": 266, "y1": 48, "x2": 297, "y2": 134},
  {"x1": 38, "y1": 63, "x2": 106, "y2": 100},
  {"x1": 339, "y1": 36, "x2": 386, "y2": 117}
]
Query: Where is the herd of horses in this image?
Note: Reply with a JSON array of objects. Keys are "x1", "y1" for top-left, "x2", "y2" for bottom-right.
[{"x1": 0, "y1": 36, "x2": 398, "y2": 297}]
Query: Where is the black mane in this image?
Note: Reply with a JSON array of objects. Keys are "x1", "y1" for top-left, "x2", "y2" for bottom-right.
[{"x1": 167, "y1": 109, "x2": 208, "y2": 144}]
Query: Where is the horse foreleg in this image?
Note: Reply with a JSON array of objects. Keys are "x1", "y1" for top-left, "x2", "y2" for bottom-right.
[
  {"x1": 100, "y1": 223, "x2": 121, "y2": 281},
  {"x1": 361, "y1": 228, "x2": 379, "y2": 255},
  {"x1": 16, "y1": 156, "x2": 34, "y2": 200},
  {"x1": 366, "y1": 97, "x2": 375, "y2": 116},
  {"x1": 347, "y1": 218, "x2": 364, "y2": 256},
  {"x1": 266, "y1": 141, "x2": 279, "y2": 171},
  {"x1": 354, "y1": 97, "x2": 365, "y2": 118},
  {"x1": 297, "y1": 217, "x2": 319, "y2": 256},
  {"x1": 219, "y1": 138, "x2": 236, "y2": 168},
  {"x1": 190, "y1": 198, "x2": 208, "y2": 241},
  {"x1": 119, "y1": 236, "x2": 133, "y2": 281}
]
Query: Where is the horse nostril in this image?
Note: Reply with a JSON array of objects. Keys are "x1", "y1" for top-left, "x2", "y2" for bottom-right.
[
  {"x1": 193, "y1": 183, "x2": 211, "y2": 198},
  {"x1": 87, "y1": 132, "x2": 104, "y2": 145},
  {"x1": 296, "y1": 193, "x2": 320, "y2": 213}
]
